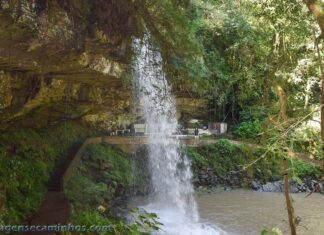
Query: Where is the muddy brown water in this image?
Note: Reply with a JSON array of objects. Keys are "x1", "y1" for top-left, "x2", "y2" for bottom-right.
[{"x1": 197, "y1": 189, "x2": 324, "y2": 235}]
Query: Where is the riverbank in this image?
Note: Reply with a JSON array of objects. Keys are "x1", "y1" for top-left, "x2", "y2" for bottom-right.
[{"x1": 188, "y1": 139, "x2": 323, "y2": 194}]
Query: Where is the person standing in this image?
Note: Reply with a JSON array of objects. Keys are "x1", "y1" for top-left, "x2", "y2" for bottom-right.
[{"x1": 194, "y1": 128, "x2": 199, "y2": 140}]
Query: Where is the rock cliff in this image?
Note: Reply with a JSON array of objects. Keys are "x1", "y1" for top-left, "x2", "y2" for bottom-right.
[{"x1": 0, "y1": 0, "x2": 207, "y2": 131}]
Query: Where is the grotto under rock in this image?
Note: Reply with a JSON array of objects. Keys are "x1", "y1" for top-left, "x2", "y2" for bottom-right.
[{"x1": 0, "y1": 0, "x2": 207, "y2": 131}]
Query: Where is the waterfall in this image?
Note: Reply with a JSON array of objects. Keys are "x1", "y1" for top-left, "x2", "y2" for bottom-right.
[{"x1": 132, "y1": 33, "x2": 225, "y2": 235}]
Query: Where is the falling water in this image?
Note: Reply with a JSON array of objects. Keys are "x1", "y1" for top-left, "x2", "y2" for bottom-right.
[{"x1": 132, "y1": 34, "x2": 225, "y2": 235}]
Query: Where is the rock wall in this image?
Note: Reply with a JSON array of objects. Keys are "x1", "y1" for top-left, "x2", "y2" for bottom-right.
[
  {"x1": 0, "y1": 0, "x2": 135, "y2": 130},
  {"x1": 0, "y1": 0, "x2": 208, "y2": 131}
]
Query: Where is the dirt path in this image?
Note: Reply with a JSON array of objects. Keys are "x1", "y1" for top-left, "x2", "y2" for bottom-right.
[{"x1": 25, "y1": 192, "x2": 70, "y2": 235}]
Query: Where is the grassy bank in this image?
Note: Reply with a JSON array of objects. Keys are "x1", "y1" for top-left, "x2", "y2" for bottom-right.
[{"x1": 187, "y1": 139, "x2": 321, "y2": 187}]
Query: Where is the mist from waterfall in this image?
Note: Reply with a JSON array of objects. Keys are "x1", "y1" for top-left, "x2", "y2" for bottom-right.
[{"x1": 132, "y1": 33, "x2": 225, "y2": 235}]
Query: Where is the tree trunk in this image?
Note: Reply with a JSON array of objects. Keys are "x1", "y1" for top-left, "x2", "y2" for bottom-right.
[
  {"x1": 262, "y1": 86, "x2": 269, "y2": 104},
  {"x1": 303, "y1": 1, "x2": 324, "y2": 34},
  {"x1": 321, "y1": 78, "x2": 324, "y2": 170},
  {"x1": 274, "y1": 84, "x2": 288, "y2": 121},
  {"x1": 283, "y1": 158, "x2": 297, "y2": 235},
  {"x1": 231, "y1": 89, "x2": 236, "y2": 123},
  {"x1": 304, "y1": 76, "x2": 311, "y2": 109}
]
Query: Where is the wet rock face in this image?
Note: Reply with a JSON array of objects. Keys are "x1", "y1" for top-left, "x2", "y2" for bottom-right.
[
  {"x1": 257, "y1": 180, "x2": 305, "y2": 193},
  {"x1": 192, "y1": 166, "x2": 246, "y2": 188},
  {"x1": 250, "y1": 179, "x2": 324, "y2": 194},
  {"x1": 0, "y1": 0, "x2": 135, "y2": 130}
]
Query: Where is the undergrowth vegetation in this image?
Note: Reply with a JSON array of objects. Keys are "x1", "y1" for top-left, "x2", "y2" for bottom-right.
[
  {"x1": 188, "y1": 139, "x2": 321, "y2": 185},
  {"x1": 0, "y1": 121, "x2": 92, "y2": 223},
  {"x1": 234, "y1": 120, "x2": 262, "y2": 139},
  {"x1": 65, "y1": 143, "x2": 131, "y2": 212},
  {"x1": 72, "y1": 209, "x2": 161, "y2": 235},
  {"x1": 65, "y1": 143, "x2": 161, "y2": 235}
]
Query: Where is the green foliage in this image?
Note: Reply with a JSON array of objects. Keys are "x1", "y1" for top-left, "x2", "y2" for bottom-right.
[
  {"x1": 239, "y1": 108, "x2": 270, "y2": 122},
  {"x1": 260, "y1": 227, "x2": 283, "y2": 235},
  {"x1": 73, "y1": 210, "x2": 112, "y2": 230},
  {"x1": 290, "y1": 160, "x2": 321, "y2": 179},
  {"x1": 65, "y1": 144, "x2": 131, "y2": 213},
  {"x1": 40, "y1": 121, "x2": 91, "y2": 163},
  {"x1": 84, "y1": 144, "x2": 132, "y2": 187},
  {"x1": 126, "y1": 208, "x2": 162, "y2": 235},
  {"x1": 189, "y1": 139, "x2": 245, "y2": 178},
  {"x1": 0, "y1": 121, "x2": 91, "y2": 223},
  {"x1": 66, "y1": 144, "x2": 161, "y2": 235},
  {"x1": 234, "y1": 120, "x2": 262, "y2": 139},
  {"x1": 188, "y1": 149, "x2": 208, "y2": 167},
  {"x1": 137, "y1": 0, "x2": 206, "y2": 92},
  {"x1": 289, "y1": 124, "x2": 322, "y2": 160},
  {"x1": 0, "y1": 130, "x2": 50, "y2": 223},
  {"x1": 188, "y1": 139, "x2": 284, "y2": 183},
  {"x1": 146, "y1": 0, "x2": 319, "y2": 131},
  {"x1": 189, "y1": 138, "x2": 320, "y2": 184},
  {"x1": 213, "y1": 139, "x2": 236, "y2": 155},
  {"x1": 0, "y1": 148, "x2": 48, "y2": 223},
  {"x1": 66, "y1": 175, "x2": 111, "y2": 212},
  {"x1": 72, "y1": 209, "x2": 161, "y2": 235},
  {"x1": 251, "y1": 148, "x2": 283, "y2": 182}
]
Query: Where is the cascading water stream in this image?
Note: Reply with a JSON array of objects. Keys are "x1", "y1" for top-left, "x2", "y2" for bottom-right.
[{"x1": 132, "y1": 34, "x2": 226, "y2": 235}]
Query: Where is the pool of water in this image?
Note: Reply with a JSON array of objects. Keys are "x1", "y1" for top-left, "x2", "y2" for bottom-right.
[
  {"x1": 129, "y1": 190, "x2": 324, "y2": 235},
  {"x1": 197, "y1": 189, "x2": 324, "y2": 235}
]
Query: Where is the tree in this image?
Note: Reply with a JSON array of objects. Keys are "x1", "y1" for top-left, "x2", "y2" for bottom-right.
[{"x1": 303, "y1": 0, "x2": 324, "y2": 167}]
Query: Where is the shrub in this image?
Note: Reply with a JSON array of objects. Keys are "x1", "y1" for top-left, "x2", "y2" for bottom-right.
[
  {"x1": 239, "y1": 107, "x2": 269, "y2": 122},
  {"x1": 0, "y1": 130, "x2": 50, "y2": 223},
  {"x1": 289, "y1": 125, "x2": 322, "y2": 160},
  {"x1": 0, "y1": 150, "x2": 48, "y2": 223},
  {"x1": 72, "y1": 209, "x2": 161, "y2": 235},
  {"x1": 290, "y1": 160, "x2": 321, "y2": 179},
  {"x1": 66, "y1": 144, "x2": 161, "y2": 235},
  {"x1": 65, "y1": 175, "x2": 111, "y2": 212},
  {"x1": 187, "y1": 149, "x2": 208, "y2": 167},
  {"x1": 213, "y1": 139, "x2": 236, "y2": 155},
  {"x1": 234, "y1": 120, "x2": 262, "y2": 139},
  {"x1": 188, "y1": 139, "x2": 245, "y2": 178},
  {"x1": 41, "y1": 121, "x2": 90, "y2": 163}
]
